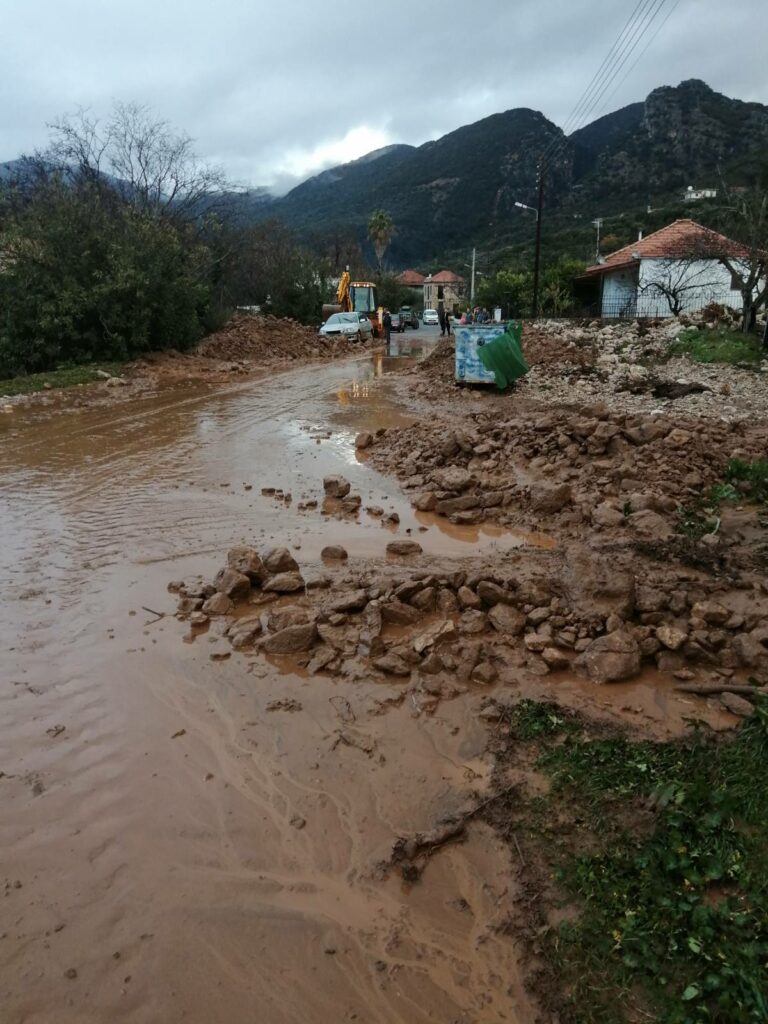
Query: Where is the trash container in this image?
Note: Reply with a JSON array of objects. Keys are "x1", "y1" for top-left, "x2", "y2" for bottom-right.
[{"x1": 454, "y1": 321, "x2": 527, "y2": 388}]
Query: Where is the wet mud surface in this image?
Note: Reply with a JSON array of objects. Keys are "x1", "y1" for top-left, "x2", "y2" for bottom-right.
[
  {"x1": 1, "y1": 351, "x2": 545, "y2": 1024},
  {"x1": 1, "y1": 339, "x2": 755, "y2": 1023}
]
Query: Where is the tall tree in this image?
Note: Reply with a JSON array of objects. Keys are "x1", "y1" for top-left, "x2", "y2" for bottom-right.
[{"x1": 367, "y1": 209, "x2": 394, "y2": 272}]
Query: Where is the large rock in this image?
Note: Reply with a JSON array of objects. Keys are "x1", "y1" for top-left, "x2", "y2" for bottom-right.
[
  {"x1": 268, "y1": 606, "x2": 310, "y2": 632},
  {"x1": 628, "y1": 510, "x2": 674, "y2": 542},
  {"x1": 263, "y1": 571, "x2": 305, "y2": 593},
  {"x1": 263, "y1": 623, "x2": 318, "y2": 654},
  {"x1": 330, "y1": 589, "x2": 368, "y2": 612},
  {"x1": 431, "y1": 467, "x2": 474, "y2": 492},
  {"x1": 386, "y1": 540, "x2": 423, "y2": 557},
  {"x1": 355, "y1": 431, "x2": 373, "y2": 450},
  {"x1": 476, "y1": 580, "x2": 513, "y2": 607},
  {"x1": 323, "y1": 475, "x2": 351, "y2": 498},
  {"x1": 435, "y1": 494, "x2": 479, "y2": 515},
  {"x1": 262, "y1": 547, "x2": 300, "y2": 574},
  {"x1": 372, "y1": 653, "x2": 411, "y2": 676},
  {"x1": 229, "y1": 620, "x2": 263, "y2": 649},
  {"x1": 413, "y1": 492, "x2": 437, "y2": 512},
  {"x1": 575, "y1": 631, "x2": 641, "y2": 683},
  {"x1": 656, "y1": 624, "x2": 687, "y2": 651},
  {"x1": 214, "y1": 567, "x2": 251, "y2": 600},
  {"x1": 488, "y1": 604, "x2": 526, "y2": 636},
  {"x1": 381, "y1": 600, "x2": 421, "y2": 625},
  {"x1": 321, "y1": 545, "x2": 348, "y2": 561},
  {"x1": 227, "y1": 547, "x2": 266, "y2": 583},
  {"x1": 202, "y1": 593, "x2": 234, "y2": 617},
  {"x1": 530, "y1": 483, "x2": 572, "y2": 514}
]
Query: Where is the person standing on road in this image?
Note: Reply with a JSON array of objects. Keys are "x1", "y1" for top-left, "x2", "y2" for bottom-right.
[
  {"x1": 383, "y1": 309, "x2": 392, "y2": 348},
  {"x1": 438, "y1": 308, "x2": 446, "y2": 336}
]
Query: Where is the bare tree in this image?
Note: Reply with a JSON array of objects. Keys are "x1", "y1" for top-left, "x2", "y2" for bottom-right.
[
  {"x1": 714, "y1": 186, "x2": 768, "y2": 332},
  {"x1": 45, "y1": 103, "x2": 226, "y2": 219},
  {"x1": 637, "y1": 259, "x2": 723, "y2": 316}
]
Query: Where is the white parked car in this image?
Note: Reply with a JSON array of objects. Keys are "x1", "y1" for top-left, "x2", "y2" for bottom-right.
[
  {"x1": 423, "y1": 308, "x2": 440, "y2": 325},
  {"x1": 319, "y1": 311, "x2": 373, "y2": 342}
]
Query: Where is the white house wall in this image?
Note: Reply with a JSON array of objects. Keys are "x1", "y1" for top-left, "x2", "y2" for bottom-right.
[
  {"x1": 601, "y1": 258, "x2": 754, "y2": 318},
  {"x1": 635, "y1": 258, "x2": 743, "y2": 317},
  {"x1": 601, "y1": 268, "x2": 639, "y2": 317}
]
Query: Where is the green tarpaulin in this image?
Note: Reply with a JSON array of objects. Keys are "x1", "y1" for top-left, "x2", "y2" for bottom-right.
[{"x1": 477, "y1": 321, "x2": 529, "y2": 390}]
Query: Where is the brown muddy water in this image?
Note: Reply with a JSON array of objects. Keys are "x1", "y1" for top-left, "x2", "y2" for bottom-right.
[{"x1": 0, "y1": 352, "x2": 710, "y2": 1023}]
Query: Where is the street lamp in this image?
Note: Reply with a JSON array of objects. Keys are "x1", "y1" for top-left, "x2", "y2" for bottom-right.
[
  {"x1": 514, "y1": 200, "x2": 539, "y2": 221},
  {"x1": 514, "y1": 182, "x2": 544, "y2": 319}
]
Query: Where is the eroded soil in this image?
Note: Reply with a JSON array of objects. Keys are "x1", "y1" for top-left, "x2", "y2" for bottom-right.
[{"x1": 2, "y1": 321, "x2": 766, "y2": 1023}]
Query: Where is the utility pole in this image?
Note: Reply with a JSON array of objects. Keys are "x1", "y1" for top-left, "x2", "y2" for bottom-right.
[
  {"x1": 532, "y1": 168, "x2": 544, "y2": 318},
  {"x1": 470, "y1": 247, "x2": 476, "y2": 303},
  {"x1": 592, "y1": 218, "x2": 603, "y2": 262}
]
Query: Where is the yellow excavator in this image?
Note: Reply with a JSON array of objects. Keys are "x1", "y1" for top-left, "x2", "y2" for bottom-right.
[{"x1": 322, "y1": 270, "x2": 383, "y2": 337}]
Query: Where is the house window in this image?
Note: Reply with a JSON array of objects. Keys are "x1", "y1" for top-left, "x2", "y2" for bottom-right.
[
  {"x1": 437, "y1": 286, "x2": 444, "y2": 300},
  {"x1": 730, "y1": 271, "x2": 742, "y2": 291}
]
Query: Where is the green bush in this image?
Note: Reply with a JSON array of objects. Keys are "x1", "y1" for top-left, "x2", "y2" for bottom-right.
[{"x1": 0, "y1": 178, "x2": 209, "y2": 378}]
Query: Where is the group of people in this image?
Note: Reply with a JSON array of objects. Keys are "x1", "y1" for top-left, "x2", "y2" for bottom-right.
[{"x1": 460, "y1": 307, "x2": 492, "y2": 324}]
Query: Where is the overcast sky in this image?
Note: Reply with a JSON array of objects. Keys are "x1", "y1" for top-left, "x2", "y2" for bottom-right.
[{"x1": 2, "y1": 0, "x2": 765, "y2": 193}]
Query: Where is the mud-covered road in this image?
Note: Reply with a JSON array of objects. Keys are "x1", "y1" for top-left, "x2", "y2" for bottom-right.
[{"x1": 1, "y1": 351, "x2": 543, "y2": 1024}]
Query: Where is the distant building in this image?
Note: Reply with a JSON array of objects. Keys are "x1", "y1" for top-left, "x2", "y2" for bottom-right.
[
  {"x1": 423, "y1": 270, "x2": 466, "y2": 312},
  {"x1": 397, "y1": 269, "x2": 426, "y2": 287},
  {"x1": 578, "y1": 218, "x2": 755, "y2": 318},
  {"x1": 683, "y1": 185, "x2": 718, "y2": 202}
]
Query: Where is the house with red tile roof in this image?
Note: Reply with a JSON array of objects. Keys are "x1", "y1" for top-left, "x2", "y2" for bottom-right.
[
  {"x1": 578, "y1": 219, "x2": 755, "y2": 318},
  {"x1": 423, "y1": 270, "x2": 466, "y2": 312},
  {"x1": 397, "y1": 269, "x2": 426, "y2": 287}
]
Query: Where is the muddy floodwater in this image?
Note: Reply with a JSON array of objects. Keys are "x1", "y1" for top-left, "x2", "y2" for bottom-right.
[{"x1": 0, "y1": 351, "x2": 698, "y2": 1023}]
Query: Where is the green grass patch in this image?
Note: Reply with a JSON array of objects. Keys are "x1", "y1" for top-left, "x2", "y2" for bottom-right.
[
  {"x1": 512, "y1": 701, "x2": 768, "y2": 1023},
  {"x1": 0, "y1": 362, "x2": 129, "y2": 397},
  {"x1": 668, "y1": 327, "x2": 762, "y2": 366},
  {"x1": 726, "y1": 459, "x2": 768, "y2": 505}
]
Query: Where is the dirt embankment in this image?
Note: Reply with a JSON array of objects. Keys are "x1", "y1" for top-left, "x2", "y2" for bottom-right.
[{"x1": 2, "y1": 312, "x2": 374, "y2": 417}]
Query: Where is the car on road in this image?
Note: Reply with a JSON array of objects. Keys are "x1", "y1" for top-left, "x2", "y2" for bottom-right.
[
  {"x1": 389, "y1": 311, "x2": 405, "y2": 333},
  {"x1": 423, "y1": 308, "x2": 439, "y2": 325},
  {"x1": 319, "y1": 311, "x2": 374, "y2": 342},
  {"x1": 399, "y1": 306, "x2": 419, "y2": 330}
]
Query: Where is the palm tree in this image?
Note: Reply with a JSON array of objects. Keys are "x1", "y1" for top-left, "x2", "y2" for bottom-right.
[{"x1": 367, "y1": 209, "x2": 394, "y2": 272}]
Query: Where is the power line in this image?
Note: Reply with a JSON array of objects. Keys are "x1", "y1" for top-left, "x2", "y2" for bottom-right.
[
  {"x1": 541, "y1": 0, "x2": 671, "y2": 169},
  {"x1": 592, "y1": 0, "x2": 684, "y2": 121},
  {"x1": 543, "y1": 0, "x2": 652, "y2": 154}
]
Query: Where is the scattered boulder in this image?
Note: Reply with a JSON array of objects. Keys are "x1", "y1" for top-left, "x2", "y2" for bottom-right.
[
  {"x1": 323, "y1": 475, "x2": 351, "y2": 498},
  {"x1": 628, "y1": 510, "x2": 674, "y2": 542},
  {"x1": 268, "y1": 606, "x2": 310, "y2": 632},
  {"x1": 386, "y1": 540, "x2": 423, "y2": 557},
  {"x1": 476, "y1": 580, "x2": 513, "y2": 607},
  {"x1": 471, "y1": 661, "x2": 498, "y2": 685},
  {"x1": 530, "y1": 482, "x2": 572, "y2": 514},
  {"x1": 720, "y1": 692, "x2": 755, "y2": 717},
  {"x1": 413, "y1": 493, "x2": 437, "y2": 512},
  {"x1": 487, "y1": 604, "x2": 526, "y2": 637},
  {"x1": 541, "y1": 646, "x2": 571, "y2": 669},
  {"x1": 330, "y1": 589, "x2": 368, "y2": 612},
  {"x1": 431, "y1": 467, "x2": 474, "y2": 492},
  {"x1": 214, "y1": 567, "x2": 251, "y2": 600},
  {"x1": 381, "y1": 600, "x2": 421, "y2": 625},
  {"x1": 230, "y1": 620, "x2": 263, "y2": 649},
  {"x1": 262, "y1": 547, "x2": 300, "y2": 574},
  {"x1": 263, "y1": 571, "x2": 305, "y2": 593},
  {"x1": 321, "y1": 545, "x2": 348, "y2": 561},
  {"x1": 202, "y1": 593, "x2": 234, "y2": 617},
  {"x1": 263, "y1": 623, "x2": 318, "y2": 654},
  {"x1": 575, "y1": 630, "x2": 641, "y2": 683},
  {"x1": 227, "y1": 546, "x2": 266, "y2": 582},
  {"x1": 355, "y1": 431, "x2": 373, "y2": 450},
  {"x1": 372, "y1": 653, "x2": 411, "y2": 676},
  {"x1": 656, "y1": 624, "x2": 687, "y2": 651},
  {"x1": 457, "y1": 586, "x2": 482, "y2": 610}
]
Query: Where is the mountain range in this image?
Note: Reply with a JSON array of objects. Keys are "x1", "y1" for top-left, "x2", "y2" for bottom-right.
[{"x1": 244, "y1": 79, "x2": 768, "y2": 267}]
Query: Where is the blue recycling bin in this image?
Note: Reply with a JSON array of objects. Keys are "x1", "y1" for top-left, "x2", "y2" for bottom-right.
[{"x1": 454, "y1": 323, "x2": 509, "y2": 384}]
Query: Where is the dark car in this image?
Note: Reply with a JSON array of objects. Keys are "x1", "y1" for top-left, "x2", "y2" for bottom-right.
[
  {"x1": 389, "y1": 312, "x2": 405, "y2": 333},
  {"x1": 399, "y1": 306, "x2": 419, "y2": 329}
]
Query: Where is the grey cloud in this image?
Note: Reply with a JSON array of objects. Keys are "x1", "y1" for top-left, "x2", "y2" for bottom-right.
[{"x1": 2, "y1": 0, "x2": 765, "y2": 189}]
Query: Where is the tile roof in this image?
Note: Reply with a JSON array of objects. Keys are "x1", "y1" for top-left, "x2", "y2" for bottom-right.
[
  {"x1": 397, "y1": 269, "x2": 426, "y2": 285},
  {"x1": 581, "y1": 219, "x2": 750, "y2": 276},
  {"x1": 429, "y1": 270, "x2": 466, "y2": 284}
]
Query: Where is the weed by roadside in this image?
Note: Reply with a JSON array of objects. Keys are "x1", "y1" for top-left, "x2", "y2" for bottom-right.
[
  {"x1": 668, "y1": 327, "x2": 763, "y2": 366},
  {"x1": 0, "y1": 362, "x2": 129, "y2": 397},
  {"x1": 490, "y1": 699, "x2": 768, "y2": 1023}
]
